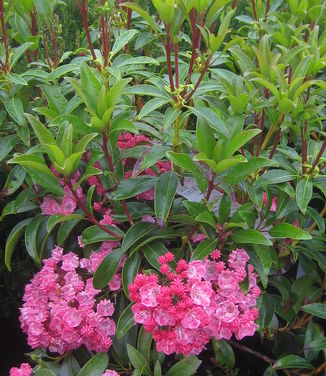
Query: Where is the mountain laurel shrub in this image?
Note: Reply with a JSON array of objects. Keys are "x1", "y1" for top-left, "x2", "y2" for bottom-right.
[{"x1": 1, "y1": 0, "x2": 326, "y2": 375}]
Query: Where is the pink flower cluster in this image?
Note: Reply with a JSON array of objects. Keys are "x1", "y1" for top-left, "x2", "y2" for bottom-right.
[
  {"x1": 129, "y1": 249, "x2": 260, "y2": 356},
  {"x1": 9, "y1": 363, "x2": 32, "y2": 376},
  {"x1": 20, "y1": 246, "x2": 116, "y2": 354}
]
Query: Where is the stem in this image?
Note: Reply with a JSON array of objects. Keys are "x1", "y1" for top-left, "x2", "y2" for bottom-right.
[
  {"x1": 252, "y1": 0, "x2": 258, "y2": 21},
  {"x1": 174, "y1": 42, "x2": 179, "y2": 88},
  {"x1": 0, "y1": 0, "x2": 9, "y2": 72},
  {"x1": 173, "y1": 115, "x2": 181, "y2": 151},
  {"x1": 185, "y1": 56, "x2": 211, "y2": 102},
  {"x1": 301, "y1": 122, "x2": 308, "y2": 175},
  {"x1": 182, "y1": 9, "x2": 197, "y2": 97},
  {"x1": 122, "y1": 200, "x2": 133, "y2": 226},
  {"x1": 75, "y1": 0, "x2": 101, "y2": 71},
  {"x1": 256, "y1": 110, "x2": 265, "y2": 156},
  {"x1": 205, "y1": 173, "x2": 216, "y2": 201},
  {"x1": 265, "y1": 0, "x2": 270, "y2": 17},
  {"x1": 310, "y1": 137, "x2": 326, "y2": 173},
  {"x1": 251, "y1": 112, "x2": 259, "y2": 156},
  {"x1": 165, "y1": 24, "x2": 175, "y2": 96},
  {"x1": 269, "y1": 127, "x2": 281, "y2": 159},
  {"x1": 66, "y1": 179, "x2": 122, "y2": 239},
  {"x1": 229, "y1": 340, "x2": 274, "y2": 364},
  {"x1": 101, "y1": 12, "x2": 109, "y2": 67},
  {"x1": 261, "y1": 123, "x2": 276, "y2": 151}
]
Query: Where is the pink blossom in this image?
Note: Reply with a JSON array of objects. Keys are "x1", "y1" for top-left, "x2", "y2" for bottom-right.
[
  {"x1": 9, "y1": 363, "x2": 32, "y2": 376},
  {"x1": 190, "y1": 281, "x2": 213, "y2": 306},
  {"x1": 191, "y1": 233, "x2": 206, "y2": 243},
  {"x1": 139, "y1": 282, "x2": 160, "y2": 307},
  {"x1": 102, "y1": 371, "x2": 120, "y2": 376},
  {"x1": 100, "y1": 209, "x2": 115, "y2": 225},
  {"x1": 263, "y1": 192, "x2": 277, "y2": 212},
  {"x1": 142, "y1": 215, "x2": 156, "y2": 223}
]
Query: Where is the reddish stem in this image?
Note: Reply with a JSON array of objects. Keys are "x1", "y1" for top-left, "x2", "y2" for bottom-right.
[
  {"x1": 269, "y1": 127, "x2": 281, "y2": 159},
  {"x1": 49, "y1": 29, "x2": 58, "y2": 66},
  {"x1": 310, "y1": 138, "x2": 326, "y2": 173},
  {"x1": 165, "y1": 24, "x2": 175, "y2": 96},
  {"x1": 265, "y1": 0, "x2": 270, "y2": 17},
  {"x1": 174, "y1": 42, "x2": 179, "y2": 88},
  {"x1": 122, "y1": 200, "x2": 134, "y2": 226},
  {"x1": 302, "y1": 122, "x2": 308, "y2": 174},
  {"x1": 101, "y1": 13, "x2": 109, "y2": 67},
  {"x1": 252, "y1": 0, "x2": 258, "y2": 21},
  {"x1": 185, "y1": 57, "x2": 211, "y2": 102},
  {"x1": 0, "y1": 0, "x2": 10, "y2": 71},
  {"x1": 256, "y1": 110, "x2": 265, "y2": 156},
  {"x1": 66, "y1": 179, "x2": 122, "y2": 239},
  {"x1": 251, "y1": 112, "x2": 259, "y2": 156}
]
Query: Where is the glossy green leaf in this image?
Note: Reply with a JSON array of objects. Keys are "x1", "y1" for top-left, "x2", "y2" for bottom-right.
[
  {"x1": 154, "y1": 171, "x2": 178, "y2": 224},
  {"x1": 301, "y1": 303, "x2": 326, "y2": 319},
  {"x1": 0, "y1": 135, "x2": 19, "y2": 162},
  {"x1": 143, "y1": 241, "x2": 169, "y2": 270},
  {"x1": 269, "y1": 224, "x2": 311, "y2": 240},
  {"x1": 93, "y1": 248, "x2": 125, "y2": 289},
  {"x1": 232, "y1": 229, "x2": 273, "y2": 246},
  {"x1": 166, "y1": 355, "x2": 201, "y2": 376},
  {"x1": 3, "y1": 97, "x2": 25, "y2": 125},
  {"x1": 137, "y1": 327, "x2": 152, "y2": 364},
  {"x1": 77, "y1": 353, "x2": 109, "y2": 376},
  {"x1": 126, "y1": 345, "x2": 151, "y2": 376},
  {"x1": 122, "y1": 253, "x2": 141, "y2": 298},
  {"x1": 296, "y1": 179, "x2": 312, "y2": 215},
  {"x1": 272, "y1": 355, "x2": 313, "y2": 370},
  {"x1": 111, "y1": 29, "x2": 139, "y2": 56},
  {"x1": 116, "y1": 303, "x2": 136, "y2": 339},
  {"x1": 121, "y1": 222, "x2": 156, "y2": 253},
  {"x1": 1, "y1": 165, "x2": 26, "y2": 196},
  {"x1": 192, "y1": 239, "x2": 218, "y2": 260},
  {"x1": 224, "y1": 129, "x2": 261, "y2": 158},
  {"x1": 255, "y1": 170, "x2": 296, "y2": 187},
  {"x1": 5, "y1": 218, "x2": 32, "y2": 271},
  {"x1": 111, "y1": 176, "x2": 157, "y2": 200},
  {"x1": 82, "y1": 225, "x2": 124, "y2": 245}
]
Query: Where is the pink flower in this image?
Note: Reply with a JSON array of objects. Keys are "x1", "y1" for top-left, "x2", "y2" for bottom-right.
[
  {"x1": 263, "y1": 192, "x2": 277, "y2": 212},
  {"x1": 191, "y1": 233, "x2": 206, "y2": 243},
  {"x1": 190, "y1": 281, "x2": 213, "y2": 306},
  {"x1": 139, "y1": 282, "x2": 160, "y2": 307},
  {"x1": 141, "y1": 215, "x2": 156, "y2": 223},
  {"x1": 40, "y1": 196, "x2": 60, "y2": 215},
  {"x1": 102, "y1": 371, "x2": 120, "y2": 376},
  {"x1": 228, "y1": 249, "x2": 249, "y2": 269},
  {"x1": 100, "y1": 209, "x2": 115, "y2": 225},
  {"x1": 10, "y1": 363, "x2": 32, "y2": 376}
]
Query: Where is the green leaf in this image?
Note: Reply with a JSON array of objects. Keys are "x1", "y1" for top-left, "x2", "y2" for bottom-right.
[
  {"x1": 40, "y1": 84, "x2": 68, "y2": 115},
  {"x1": 232, "y1": 229, "x2": 273, "y2": 246},
  {"x1": 166, "y1": 355, "x2": 202, "y2": 376},
  {"x1": 143, "y1": 241, "x2": 169, "y2": 270},
  {"x1": 7, "y1": 73, "x2": 28, "y2": 86},
  {"x1": 25, "y1": 214, "x2": 42, "y2": 264},
  {"x1": 192, "y1": 239, "x2": 218, "y2": 260},
  {"x1": 5, "y1": 218, "x2": 32, "y2": 271},
  {"x1": 80, "y1": 63, "x2": 102, "y2": 112},
  {"x1": 137, "y1": 327, "x2": 152, "y2": 364},
  {"x1": 77, "y1": 353, "x2": 109, "y2": 376},
  {"x1": 34, "y1": 369, "x2": 56, "y2": 376},
  {"x1": 140, "y1": 146, "x2": 170, "y2": 171},
  {"x1": 35, "y1": 0, "x2": 51, "y2": 21},
  {"x1": 224, "y1": 157, "x2": 277, "y2": 185},
  {"x1": 121, "y1": 222, "x2": 156, "y2": 253},
  {"x1": 121, "y1": 2, "x2": 156, "y2": 30},
  {"x1": 195, "y1": 211, "x2": 217, "y2": 229},
  {"x1": 116, "y1": 303, "x2": 136, "y2": 339},
  {"x1": 126, "y1": 345, "x2": 152, "y2": 376},
  {"x1": 296, "y1": 179, "x2": 312, "y2": 215},
  {"x1": 196, "y1": 116, "x2": 216, "y2": 158},
  {"x1": 8, "y1": 154, "x2": 64, "y2": 195},
  {"x1": 82, "y1": 225, "x2": 124, "y2": 245},
  {"x1": 154, "y1": 170, "x2": 178, "y2": 224},
  {"x1": 122, "y1": 253, "x2": 141, "y2": 298},
  {"x1": 214, "y1": 340, "x2": 235, "y2": 369},
  {"x1": 272, "y1": 355, "x2": 313, "y2": 370},
  {"x1": 47, "y1": 64, "x2": 79, "y2": 81},
  {"x1": 189, "y1": 106, "x2": 228, "y2": 137},
  {"x1": 0, "y1": 135, "x2": 19, "y2": 162},
  {"x1": 110, "y1": 176, "x2": 157, "y2": 200},
  {"x1": 1, "y1": 165, "x2": 26, "y2": 196},
  {"x1": 301, "y1": 303, "x2": 326, "y2": 319},
  {"x1": 166, "y1": 151, "x2": 200, "y2": 174},
  {"x1": 224, "y1": 129, "x2": 261, "y2": 158},
  {"x1": 111, "y1": 29, "x2": 139, "y2": 57},
  {"x1": 137, "y1": 97, "x2": 171, "y2": 119},
  {"x1": 57, "y1": 217, "x2": 83, "y2": 246},
  {"x1": 269, "y1": 223, "x2": 312, "y2": 240},
  {"x1": 93, "y1": 248, "x2": 125, "y2": 289},
  {"x1": 10, "y1": 42, "x2": 34, "y2": 69},
  {"x1": 3, "y1": 97, "x2": 25, "y2": 125},
  {"x1": 26, "y1": 113, "x2": 56, "y2": 154},
  {"x1": 110, "y1": 118, "x2": 138, "y2": 136},
  {"x1": 258, "y1": 293, "x2": 275, "y2": 329},
  {"x1": 255, "y1": 170, "x2": 296, "y2": 187}
]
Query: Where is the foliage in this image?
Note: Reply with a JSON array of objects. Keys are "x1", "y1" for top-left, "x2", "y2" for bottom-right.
[{"x1": 2, "y1": 0, "x2": 326, "y2": 375}]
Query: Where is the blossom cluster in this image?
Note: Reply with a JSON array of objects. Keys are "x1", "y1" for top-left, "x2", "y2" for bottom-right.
[
  {"x1": 9, "y1": 363, "x2": 32, "y2": 376},
  {"x1": 129, "y1": 249, "x2": 260, "y2": 356},
  {"x1": 20, "y1": 246, "x2": 116, "y2": 354}
]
